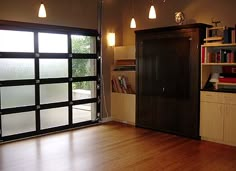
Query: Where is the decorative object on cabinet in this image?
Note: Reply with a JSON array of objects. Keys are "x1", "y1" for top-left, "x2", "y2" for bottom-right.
[
  {"x1": 204, "y1": 25, "x2": 236, "y2": 45},
  {"x1": 174, "y1": 12, "x2": 185, "y2": 25},
  {"x1": 111, "y1": 46, "x2": 136, "y2": 125},
  {"x1": 135, "y1": 23, "x2": 209, "y2": 139}
]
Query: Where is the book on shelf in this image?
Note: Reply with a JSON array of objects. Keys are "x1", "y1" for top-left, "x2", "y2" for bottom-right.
[
  {"x1": 232, "y1": 29, "x2": 235, "y2": 43},
  {"x1": 223, "y1": 27, "x2": 234, "y2": 43},
  {"x1": 201, "y1": 46, "x2": 205, "y2": 63},
  {"x1": 111, "y1": 75, "x2": 134, "y2": 94},
  {"x1": 205, "y1": 49, "x2": 236, "y2": 63}
]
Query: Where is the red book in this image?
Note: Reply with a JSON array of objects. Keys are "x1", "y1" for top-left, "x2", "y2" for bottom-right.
[
  {"x1": 219, "y1": 77, "x2": 236, "y2": 83},
  {"x1": 201, "y1": 47, "x2": 205, "y2": 63}
]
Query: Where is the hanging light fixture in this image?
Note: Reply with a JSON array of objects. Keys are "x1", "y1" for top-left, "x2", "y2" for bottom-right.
[
  {"x1": 38, "y1": 0, "x2": 47, "y2": 18},
  {"x1": 149, "y1": 0, "x2": 156, "y2": 19},
  {"x1": 130, "y1": 0, "x2": 136, "y2": 28},
  {"x1": 130, "y1": 18, "x2": 136, "y2": 28}
]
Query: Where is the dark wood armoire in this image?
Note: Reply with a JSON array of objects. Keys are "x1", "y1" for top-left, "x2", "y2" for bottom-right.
[{"x1": 135, "y1": 23, "x2": 209, "y2": 139}]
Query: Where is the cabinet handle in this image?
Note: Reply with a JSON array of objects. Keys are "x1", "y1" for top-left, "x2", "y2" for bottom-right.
[
  {"x1": 163, "y1": 87, "x2": 165, "y2": 93},
  {"x1": 156, "y1": 56, "x2": 158, "y2": 80}
]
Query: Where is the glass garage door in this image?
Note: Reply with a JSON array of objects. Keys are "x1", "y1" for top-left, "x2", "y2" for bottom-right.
[{"x1": 0, "y1": 22, "x2": 100, "y2": 141}]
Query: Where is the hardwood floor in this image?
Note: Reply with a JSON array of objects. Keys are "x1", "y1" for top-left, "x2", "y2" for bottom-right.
[{"x1": 0, "y1": 122, "x2": 236, "y2": 171}]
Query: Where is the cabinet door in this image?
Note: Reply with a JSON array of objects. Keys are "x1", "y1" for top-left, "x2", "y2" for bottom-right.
[
  {"x1": 224, "y1": 104, "x2": 236, "y2": 145},
  {"x1": 136, "y1": 41, "x2": 154, "y2": 128},
  {"x1": 200, "y1": 101, "x2": 224, "y2": 141},
  {"x1": 151, "y1": 36, "x2": 191, "y2": 133}
]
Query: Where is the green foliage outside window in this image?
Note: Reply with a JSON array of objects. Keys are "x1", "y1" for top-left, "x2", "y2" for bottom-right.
[{"x1": 72, "y1": 36, "x2": 95, "y2": 90}]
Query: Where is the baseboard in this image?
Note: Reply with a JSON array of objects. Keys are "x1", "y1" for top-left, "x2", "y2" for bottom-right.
[
  {"x1": 201, "y1": 137, "x2": 236, "y2": 147},
  {"x1": 100, "y1": 117, "x2": 113, "y2": 123},
  {"x1": 111, "y1": 118, "x2": 135, "y2": 126}
]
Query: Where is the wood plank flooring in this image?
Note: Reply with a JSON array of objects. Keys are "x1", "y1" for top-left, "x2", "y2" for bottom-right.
[{"x1": 0, "y1": 122, "x2": 236, "y2": 171}]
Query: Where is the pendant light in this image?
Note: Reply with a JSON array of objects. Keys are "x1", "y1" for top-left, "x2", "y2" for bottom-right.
[
  {"x1": 130, "y1": 18, "x2": 136, "y2": 28},
  {"x1": 149, "y1": 0, "x2": 156, "y2": 19},
  {"x1": 38, "y1": 0, "x2": 47, "y2": 18},
  {"x1": 130, "y1": 0, "x2": 136, "y2": 28}
]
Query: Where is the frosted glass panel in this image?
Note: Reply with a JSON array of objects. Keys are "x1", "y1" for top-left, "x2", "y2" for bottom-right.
[
  {"x1": 72, "y1": 81, "x2": 96, "y2": 100},
  {"x1": 40, "y1": 83, "x2": 68, "y2": 104},
  {"x1": 1, "y1": 85, "x2": 35, "y2": 109},
  {"x1": 72, "y1": 59, "x2": 96, "y2": 77},
  {"x1": 73, "y1": 103, "x2": 96, "y2": 123},
  {"x1": 71, "y1": 35, "x2": 96, "y2": 54},
  {"x1": 2, "y1": 111, "x2": 36, "y2": 136},
  {"x1": 0, "y1": 59, "x2": 35, "y2": 81},
  {"x1": 38, "y1": 33, "x2": 68, "y2": 53},
  {"x1": 40, "y1": 107, "x2": 68, "y2": 129},
  {"x1": 0, "y1": 30, "x2": 34, "y2": 52},
  {"x1": 40, "y1": 59, "x2": 68, "y2": 78}
]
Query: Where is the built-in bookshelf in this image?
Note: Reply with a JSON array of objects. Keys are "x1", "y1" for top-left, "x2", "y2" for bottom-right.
[
  {"x1": 200, "y1": 26, "x2": 236, "y2": 146},
  {"x1": 111, "y1": 46, "x2": 136, "y2": 125},
  {"x1": 201, "y1": 43, "x2": 236, "y2": 91}
]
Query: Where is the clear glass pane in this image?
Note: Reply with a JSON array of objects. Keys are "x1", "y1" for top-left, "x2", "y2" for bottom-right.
[
  {"x1": 38, "y1": 33, "x2": 68, "y2": 53},
  {"x1": 73, "y1": 103, "x2": 96, "y2": 123},
  {"x1": 40, "y1": 107, "x2": 68, "y2": 129},
  {"x1": 0, "y1": 30, "x2": 34, "y2": 52},
  {"x1": 1, "y1": 111, "x2": 36, "y2": 136},
  {"x1": 1, "y1": 85, "x2": 35, "y2": 109},
  {"x1": 40, "y1": 59, "x2": 68, "y2": 78},
  {"x1": 0, "y1": 59, "x2": 35, "y2": 81},
  {"x1": 72, "y1": 59, "x2": 96, "y2": 77},
  {"x1": 71, "y1": 35, "x2": 96, "y2": 54},
  {"x1": 72, "y1": 81, "x2": 96, "y2": 101},
  {"x1": 40, "y1": 83, "x2": 68, "y2": 104}
]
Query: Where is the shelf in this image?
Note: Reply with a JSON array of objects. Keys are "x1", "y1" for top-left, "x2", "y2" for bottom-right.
[
  {"x1": 112, "y1": 70, "x2": 135, "y2": 72},
  {"x1": 114, "y1": 46, "x2": 135, "y2": 60},
  {"x1": 204, "y1": 37, "x2": 223, "y2": 41},
  {"x1": 202, "y1": 63, "x2": 236, "y2": 66},
  {"x1": 111, "y1": 92, "x2": 135, "y2": 96},
  {"x1": 217, "y1": 82, "x2": 236, "y2": 86},
  {"x1": 202, "y1": 43, "x2": 236, "y2": 47},
  {"x1": 111, "y1": 45, "x2": 136, "y2": 125},
  {"x1": 215, "y1": 82, "x2": 236, "y2": 91},
  {"x1": 111, "y1": 92, "x2": 135, "y2": 125}
]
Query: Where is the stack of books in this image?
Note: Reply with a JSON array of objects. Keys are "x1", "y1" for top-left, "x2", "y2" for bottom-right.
[{"x1": 111, "y1": 75, "x2": 134, "y2": 94}]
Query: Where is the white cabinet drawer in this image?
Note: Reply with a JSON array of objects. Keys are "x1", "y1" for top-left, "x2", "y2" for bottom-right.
[
  {"x1": 221, "y1": 93, "x2": 236, "y2": 105},
  {"x1": 201, "y1": 91, "x2": 221, "y2": 103},
  {"x1": 201, "y1": 91, "x2": 236, "y2": 104}
]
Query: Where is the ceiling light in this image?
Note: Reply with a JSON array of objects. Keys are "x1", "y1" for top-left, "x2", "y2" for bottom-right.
[
  {"x1": 38, "y1": 1, "x2": 47, "y2": 18},
  {"x1": 149, "y1": 5, "x2": 156, "y2": 19},
  {"x1": 130, "y1": 18, "x2": 136, "y2": 28}
]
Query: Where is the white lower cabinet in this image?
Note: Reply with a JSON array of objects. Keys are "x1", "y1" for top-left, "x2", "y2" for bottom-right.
[
  {"x1": 224, "y1": 104, "x2": 236, "y2": 145},
  {"x1": 200, "y1": 91, "x2": 236, "y2": 146}
]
